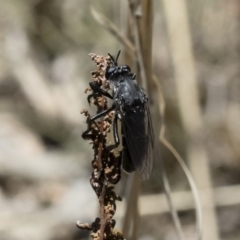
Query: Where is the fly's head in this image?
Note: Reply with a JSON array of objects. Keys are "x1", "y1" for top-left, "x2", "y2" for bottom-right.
[
  {"x1": 105, "y1": 65, "x2": 131, "y2": 81},
  {"x1": 106, "y1": 51, "x2": 133, "y2": 82}
]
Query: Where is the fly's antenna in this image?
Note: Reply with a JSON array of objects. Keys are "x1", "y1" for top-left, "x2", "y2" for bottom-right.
[
  {"x1": 108, "y1": 50, "x2": 121, "y2": 66},
  {"x1": 108, "y1": 53, "x2": 117, "y2": 66},
  {"x1": 115, "y1": 50, "x2": 121, "y2": 64}
]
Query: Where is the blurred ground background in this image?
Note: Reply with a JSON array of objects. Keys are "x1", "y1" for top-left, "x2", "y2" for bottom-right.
[{"x1": 0, "y1": 0, "x2": 240, "y2": 240}]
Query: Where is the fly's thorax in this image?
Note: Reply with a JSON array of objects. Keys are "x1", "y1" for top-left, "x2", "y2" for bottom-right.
[
  {"x1": 117, "y1": 93, "x2": 146, "y2": 113},
  {"x1": 105, "y1": 65, "x2": 131, "y2": 81},
  {"x1": 112, "y1": 78, "x2": 147, "y2": 113}
]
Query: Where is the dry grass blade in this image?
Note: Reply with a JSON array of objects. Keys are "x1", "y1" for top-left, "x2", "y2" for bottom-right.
[
  {"x1": 122, "y1": 173, "x2": 140, "y2": 239},
  {"x1": 128, "y1": 1, "x2": 148, "y2": 91},
  {"x1": 122, "y1": 174, "x2": 134, "y2": 237},
  {"x1": 137, "y1": 0, "x2": 153, "y2": 97},
  {"x1": 158, "y1": 148, "x2": 185, "y2": 240},
  {"x1": 90, "y1": 6, "x2": 135, "y2": 58},
  {"x1": 153, "y1": 75, "x2": 203, "y2": 240},
  {"x1": 129, "y1": 1, "x2": 186, "y2": 238},
  {"x1": 161, "y1": 0, "x2": 220, "y2": 239}
]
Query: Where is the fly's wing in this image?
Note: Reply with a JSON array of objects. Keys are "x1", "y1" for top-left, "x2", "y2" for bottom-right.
[{"x1": 121, "y1": 100, "x2": 154, "y2": 180}]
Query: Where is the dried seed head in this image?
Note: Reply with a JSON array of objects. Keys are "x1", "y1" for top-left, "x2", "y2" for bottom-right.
[{"x1": 80, "y1": 53, "x2": 123, "y2": 239}]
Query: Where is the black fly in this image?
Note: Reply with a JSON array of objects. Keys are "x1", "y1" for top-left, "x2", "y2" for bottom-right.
[{"x1": 82, "y1": 51, "x2": 154, "y2": 180}]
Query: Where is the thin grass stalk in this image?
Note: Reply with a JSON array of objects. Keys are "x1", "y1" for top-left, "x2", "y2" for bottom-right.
[
  {"x1": 121, "y1": 1, "x2": 152, "y2": 239},
  {"x1": 138, "y1": 0, "x2": 154, "y2": 98},
  {"x1": 162, "y1": 0, "x2": 218, "y2": 239},
  {"x1": 90, "y1": 6, "x2": 135, "y2": 59},
  {"x1": 154, "y1": 74, "x2": 202, "y2": 240},
  {"x1": 152, "y1": 76, "x2": 185, "y2": 240}
]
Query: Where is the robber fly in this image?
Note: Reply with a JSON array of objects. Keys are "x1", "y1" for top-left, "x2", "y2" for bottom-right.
[{"x1": 82, "y1": 51, "x2": 154, "y2": 180}]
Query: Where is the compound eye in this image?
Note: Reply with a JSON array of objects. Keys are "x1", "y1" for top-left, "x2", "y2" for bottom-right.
[
  {"x1": 105, "y1": 67, "x2": 115, "y2": 80},
  {"x1": 123, "y1": 65, "x2": 131, "y2": 73}
]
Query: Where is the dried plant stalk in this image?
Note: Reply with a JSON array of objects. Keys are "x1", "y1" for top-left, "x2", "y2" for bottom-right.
[
  {"x1": 77, "y1": 54, "x2": 124, "y2": 240},
  {"x1": 162, "y1": 0, "x2": 216, "y2": 239}
]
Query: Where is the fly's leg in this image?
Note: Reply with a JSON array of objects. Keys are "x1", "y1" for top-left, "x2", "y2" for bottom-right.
[
  {"x1": 82, "y1": 106, "x2": 115, "y2": 139},
  {"x1": 130, "y1": 73, "x2": 136, "y2": 80},
  {"x1": 106, "y1": 114, "x2": 120, "y2": 151},
  {"x1": 90, "y1": 82, "x2": 113, "y2": 99},
  {"x1": 88, "y1": 82, "x2": 113, "y2": 104},
  {"x1": 83, "y1": 81, "x2": 114, "y2": 138}
]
